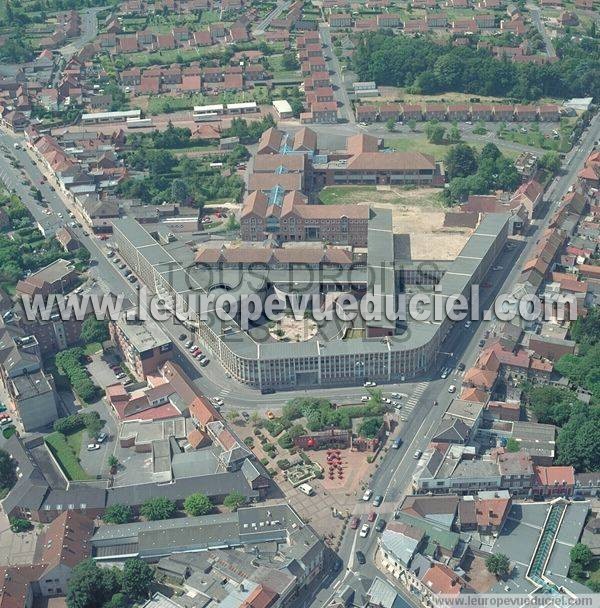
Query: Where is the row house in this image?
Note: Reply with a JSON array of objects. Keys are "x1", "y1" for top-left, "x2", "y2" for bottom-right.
[
  {"x1": 329, "y1": 13, "x2": 353, "y2": 27},
  {"x1": 423, "y1": 103, "x2": 446, "y2": 120},
  {"x1": 474, "y1": 13, "x2": 496, "y2": 28},
  {"x1": 447, "y1": 104, "x2": 469, "y2": 121},
  {"x1": 403, "y1": 19, "x2": 428, "y2": 33},
  {"x1": 379, "y1": 103, "x2": 401, "y2": 121},
  {"x1": 306, "y1": 87, "x2": 335, "y2": 104},
  {"x1": 311, "y1": 102, "x2": 338, "y2": 123},
  {"x1": 356, "y1": 104, "x2": 378, "y2": 123},
  {"x1": 425, "y1": 12, "x2": 448, "y2": 27},
  {"x1": 471, "y1": 104, "x2": 494, "y2": 121},
  {"x1": 514, "y1": 104, "x2": 537, "y2": 121},
  {"x1": 538, "y1": 104, "x2": 560, "y2": 121},
  {"x1": 377, "y1": 13, "x2": 402, "y2": 27},
  {"x1": 401, "y1": 103, "x2": 423, "y2": 120}
]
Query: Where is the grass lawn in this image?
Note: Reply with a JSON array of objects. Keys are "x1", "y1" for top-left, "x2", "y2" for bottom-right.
[
  {"x1": 498, "y1": 124, "x2": 573, "y2": 153},
  {"x1": 385, "y1": 135, "x2": 453, "y2": 161},
  {"x1": 268, "y1": 54, "x2": 301, "y2": 80},
  {"x1": 318, "y1": 185, "x2": 443, "y2": 207},
  {"x1": 144, "y1": 87, "x2": 271, "y2": 114},
  {"x1": 83, "y1": 342, "x2": 102, "y2": 356},
  {"x1": 385, "y1": 135, "x2": 520, "y2": 161},
  {"x1": 45, "y1": 431, "x2": 92, "y2": 481}
]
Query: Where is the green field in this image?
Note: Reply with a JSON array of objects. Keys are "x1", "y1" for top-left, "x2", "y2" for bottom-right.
[
  {"x1": 143, "y1": 87, "x2": 271, "y2": 114},
  {"x1": 318, "y1": 185, "x2": 443, "y2": 207},
  {"x1": 45, "y1": 430, "x2": 92, "y2": 481},
  {"x1": 268, "y1": 54, "x2": 301, "y2": 81}
]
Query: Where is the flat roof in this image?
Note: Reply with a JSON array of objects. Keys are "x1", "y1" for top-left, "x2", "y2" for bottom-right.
[
  {"x1": 82, "y1": 109, "x2": 141, "y2": 120},
  {"x1": 115, "y1": 313, "x2": 172, "y2": 353}
]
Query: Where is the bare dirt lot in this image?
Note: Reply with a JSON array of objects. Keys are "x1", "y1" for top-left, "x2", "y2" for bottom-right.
[{"x1": 320, "y1": 185, "x2": 471, "y2": 261}]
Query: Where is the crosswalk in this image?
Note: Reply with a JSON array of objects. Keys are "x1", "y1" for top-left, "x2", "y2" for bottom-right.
[{"x1": 401, "y1": 381, "x2": 428, "y2": 416}]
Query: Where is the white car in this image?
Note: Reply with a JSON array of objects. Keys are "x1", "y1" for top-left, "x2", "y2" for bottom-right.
[
  {"x1": 87, "y1": 443, "x2": 100, "y2": 451},
  {"x1": 214, "y1": 397, "x2": 224, "y2": 406},
  {"x1": 464, "y1": 321, "x2": 472, "y2": 328},
  {"x1": 448, "y1": 385, "x2": 457, "y2": 393},
  {"x1": 363, "y1": 381, "x2": 375, "y2": 387},
  {"x1": 359, "y1": 524, "x2": 370, "y2": 538},
  {"x1": 361, "y1": 396, "x2": 369, "y2": 402},
  {"x1": 362, "y1": 489, "x2": 373, "y2": 501},
  {"x1": 492, "y1": 265, "x2": 503, "y2": 271},
  {"x1": 413, "y1": 450, "x2": 422, "y2": 459},
  {"x1": 185, "y1": 340, "x2": 193, "y2": 348},
  {"x1": 391, "y1": 392, "x2": 401, "y2": 399},
  {"x1": 441, "y1": 370, "x2": 448, "y2": 379}
]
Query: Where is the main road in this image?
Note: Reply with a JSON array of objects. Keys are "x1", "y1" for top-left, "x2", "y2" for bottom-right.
[{"x1": 305, "y1": 113, "x2": 600, "y2": 608}]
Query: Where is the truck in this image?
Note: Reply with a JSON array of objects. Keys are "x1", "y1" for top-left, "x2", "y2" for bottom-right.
[{"x1": 298, "y1": 483, "x2": 315, "y2": 496}]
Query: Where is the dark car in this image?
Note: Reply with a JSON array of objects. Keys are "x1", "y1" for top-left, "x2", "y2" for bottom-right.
[
  {"x1": 375, "y1": 519, "x2": 386, "y2": 533},
  {"x1": 355, "y1": 551, "x2": 366, "y2": 565},
  {"x1": 457, "y1": 362, "x2": 465, "y2": 371},
  {"x1": 179, "y1": 334, "x2": 186, "y2": 341},
  {"x1": 261, "y1": 388, "x2": 275, "y2": 395},
  {"x1": 241, "y1": 411, "x2": 250, "y2": 421},
  {"x1": 479, "y1": 339, "x2": 486, "y2": 347}
]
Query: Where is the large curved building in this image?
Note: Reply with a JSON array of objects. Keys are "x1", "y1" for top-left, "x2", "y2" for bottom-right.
[{"x1": 112, "y1": 209, "x2": 509, "y2": 390}]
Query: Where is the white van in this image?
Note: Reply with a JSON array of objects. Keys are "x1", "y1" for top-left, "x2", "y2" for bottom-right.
[{"x1": 298, "y1": 483, "x2": 315, "y2": 496}]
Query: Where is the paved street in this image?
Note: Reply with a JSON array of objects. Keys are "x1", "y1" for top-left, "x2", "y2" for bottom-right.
[
  {"x1": 319, "y1": 24, "x2": 355, "y2": 124},
  {"x1": 527, "y1": 4, "x2": 557, "y2": 58},
  {"x1": 305, "y1": 113, "x2": 600, "y2": 608}
]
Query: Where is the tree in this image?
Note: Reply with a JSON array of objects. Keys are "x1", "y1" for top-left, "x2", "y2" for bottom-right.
[
  {"x1": 445, "y1": 143, "x2": 477, "y2": 179},
  {"x1": 140, "y1": 496, "x2": 176, "y2": 521},
  {"x1": 485, "y1": 553, "x2": 510, "y2": 577},
  {"x1": 385, "y1": 117, "x2": 395, "y2": 132},
  {"x1": 539, "y1": 151, "x2": 561, "y2": 174},
  {"x1": 171, "y1": 178, "x2": 190, "y2": 204},
  {"x1": 425, "y1": 121, "x2": 446, "y2": 144},
  {"x1": 227, "y1": 409, "x2": 240, "y2": 423},
  {"x1": 223, "y1": 491, "x2": 246, "y2": 511},
  {"x1": 359, "y1": 416, "x2": 383, "y2": 438},
  {"x1": 102, "y1": 504, "x2": 133, "y2": 524},
  {"x1": 448, "y1": 122, "x2": 461, "y2": 143},
  {"x1": 570, "y1": 543, "x2": 592, "y2": 569},
  {"x1": 66, "y1": 559, "x2": 121, "y2": 608},
  {"x1": 80, "y1": 318, "x2": 109, "y2": 344},
  {"x1": 184, "y1": 492, "x2": 213, "y2": 516},
  {"x1": 108, "y1": 455, "x2": 119, "y2": 471},
  {"x1": 121, "y1": 558, "x2": 154, "y2": 601},
  {"x1": 0, "y1": 448, "x2": 17, "y2": 490},
  {"x1": 281, "y1": 51, "x2": 299, "y2": 71},
  {"x1": 102, "y1": 593, "x2": 128, "y2": 608},
  {"x1": 10, "y1": 517, "x2": 32, "y2": 533},
  {"x1": 407, "y1": 119, "x2": 417, "y2": 132}
]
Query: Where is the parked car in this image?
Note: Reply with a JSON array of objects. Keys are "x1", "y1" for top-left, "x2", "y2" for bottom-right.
[
  {"x1": 368, "y1": 511, "x2": 376, "y2": 522},
  {"x1": 241, "y1": 411, "x2": 250, "y2": 421},
  {"x1": 392, "y1": 438, "x2": 402, "y2": 449},
  {"x1": 359, "y1": 524, "x2": 370, "y2": 538},
  {"x1": 355, "y1": 551, "x2": 366, "y2": 565},
  {"x1": 457, "y1": 362, "x2": 465, "y2": 371},
  {"x1": 266, "y1": 410, "x2": 275, "y2": 420},
  {"x1": 87, "y1": 444, "x2": 100, "y2": 451},
  {"x1": 179, "y1": 334, "x2": 186, "y2": 341},
  {"x1": 372, "y1": 495, "x2": 383, "y2": 507},
  {"x1": 479, "y1": 339, "x2": 486, "y2": 347},
  {"x1": 375, "y1": 519, "x2": 386, "y2": 533},
  {"x1": 362, "y1": 489, "x2": 373, "y2": 501},
  {"x1": 97, "y1": 432, "x2": 107, "y2": 443},
  {"x1": 448, "y1": 385, "x2": 456, "y2": 393},
  {"x1": 350, "y1": 517, "x2": 360, "y2": 530},
  {"x1": 185, "y1": 340, "x2": 193, "y2": 348},
  {"x1": 361, "y1": 396, "x2": 369, "y2": 402}
]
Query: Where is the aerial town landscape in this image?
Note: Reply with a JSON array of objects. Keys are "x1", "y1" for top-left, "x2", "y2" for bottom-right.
[{"x1": 0, "y1": 0, "x2": 599, "y2": 605}]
